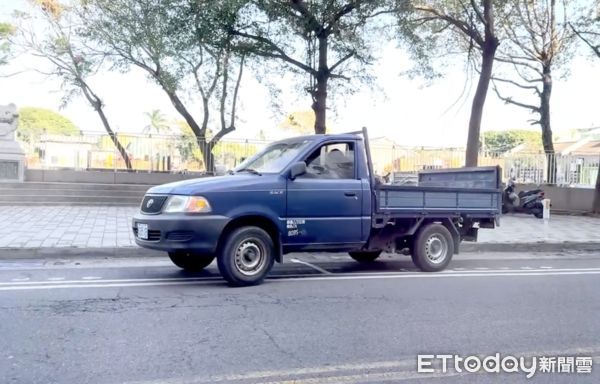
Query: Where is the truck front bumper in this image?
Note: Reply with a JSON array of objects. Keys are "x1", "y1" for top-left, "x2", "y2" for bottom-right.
[{"x1": 132, "y1": 213, "x2": 229, "y2": 254}]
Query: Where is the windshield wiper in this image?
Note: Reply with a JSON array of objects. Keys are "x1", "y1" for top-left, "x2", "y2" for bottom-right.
[{"x1": 236, "y1": 168, "x2": 262, "y2": 176}]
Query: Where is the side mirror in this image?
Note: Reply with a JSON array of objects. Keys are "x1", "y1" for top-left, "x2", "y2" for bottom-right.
[{"x1": 289, "y1": 161, "x2": 307, "y2": 180}]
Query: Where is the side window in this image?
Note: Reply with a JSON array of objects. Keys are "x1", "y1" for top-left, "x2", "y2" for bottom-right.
[{"x1": 301, "y1": 142, "x2": 355, "y2": 179}]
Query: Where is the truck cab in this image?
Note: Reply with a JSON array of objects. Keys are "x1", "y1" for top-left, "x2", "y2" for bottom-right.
[{"x1": 133, "y1": 129, "x2": 501, "y2": 286}]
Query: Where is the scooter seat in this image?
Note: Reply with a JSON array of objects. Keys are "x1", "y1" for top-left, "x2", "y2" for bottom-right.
[{"x1": 518, "y1": 189, "x2": 542, "y2": 197}]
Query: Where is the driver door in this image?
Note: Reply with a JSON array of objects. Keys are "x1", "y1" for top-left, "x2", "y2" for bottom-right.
[{"x1": 285, "y1": 141, "x2": 363, "y2": 247}]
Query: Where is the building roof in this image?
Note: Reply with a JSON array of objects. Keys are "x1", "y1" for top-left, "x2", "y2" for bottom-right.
[{"x1": 573, "y1": 140, "x2": 600, "y2": 155}]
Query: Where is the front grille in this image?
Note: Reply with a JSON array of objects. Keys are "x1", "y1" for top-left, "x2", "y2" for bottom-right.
[
  {"x1": 166, "y1": 231, "x2": 194, "y2": 242},
  {"x1": 147, "y1": 230, "x2": 161, "y2": 241},
  {"x1": 141, "y1": 195, "x2": 168, "y2": 214},
  {"x1": 133, "y1": 227, "x2": 161, "y2": 241}
]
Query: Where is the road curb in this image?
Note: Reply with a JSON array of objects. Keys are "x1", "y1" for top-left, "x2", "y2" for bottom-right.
[
  {"x1": 0, "y1": 242, "x2": 598, "y2": 261},
  {"x1": 460, "y1": 242, "x2": 600, "y2": 253},
  {"x1": 0, "y1": 247, "x2": 164, "y2": 260}
]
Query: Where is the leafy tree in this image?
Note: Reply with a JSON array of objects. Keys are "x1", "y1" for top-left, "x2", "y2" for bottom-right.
[
  {"x1": 481, "y1": 129, "x2": 542, "y2": 153},
  {"x1": 408, "y1": 0, "x2": 500, "y2": 167},
  {"x1": 569, "y1": 2, "x2": 600, "y2": 58},
  {"x1": 569, "y1": 4, "x2": 600, "y2": 213},
  {"x1": 0, "y1": 22, "x2": 14, "y2": 66},
  {"x1": 491, "y1": 0, "x2": 580, "y2": 183},
  {"x1": 229, "y1": 0, "x2": 401, "y2": 134},
  {"x1": 17, "y1": 106, "x2": 79, "y2": 142},
  {"x1": 81, "y1": 0, "x2": 246, "y2": 173},
  {"x1": 279, "y1": 110, "x2": 318, "y2": 135},
  {"x1": 9, "y1": 0, "x2": 133, "y2": 169},
  {"x1": 143, "y1": 109, "x2": 170, "y2": 135}
]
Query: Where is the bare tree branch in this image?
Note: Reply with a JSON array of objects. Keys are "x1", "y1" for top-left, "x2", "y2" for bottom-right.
[{"x1": 492, "y1": 81, "x2": 540, "y2": 112}]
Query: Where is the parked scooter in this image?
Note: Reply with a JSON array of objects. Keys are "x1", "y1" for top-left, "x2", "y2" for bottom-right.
[{"x1": 502, "y1": 178, "x2": 545, "y2": 218}]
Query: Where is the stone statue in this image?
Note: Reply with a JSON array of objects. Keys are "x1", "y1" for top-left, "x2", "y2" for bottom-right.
[
  {"x1": 0, "y1": 103, "x2": 19, "y2": 143},
  {"x1": 0, "y1": 103, "x2": 25, "y2": 181}
]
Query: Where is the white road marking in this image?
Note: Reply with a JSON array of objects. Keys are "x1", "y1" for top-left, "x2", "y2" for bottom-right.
[
  {"x1": 82, "y1": 276, "x2": 102, "y2": 280},
  {"x1": 11, "y1": 277, "x2": 29, "y2": 282},
  {"x1": 1, "y1": 268, "x2": 600, "y2": 291},
  {"x1": 47, "y1": 277, "x2": 65, "y2": 281},
  {"x1": 256, "y1": 370, "x2": 466, "y2": 384},
  {"x1": 474, "y1": 267, "x2": 489, "y2": 270},
  {"x1": 0, "y1": 276, "x2": 219, "y2": 286},
  {"x1": 285, "y1": 270, "x2": 600, "y2": 283},
  {"x1": 453, "y1": 267, "x2": 466, "y2": 271},
  {"x1": 540, "y1": 266, "x2": 553, "y2": 269},
  {"x1": 123, "y1": 349, "x2": 600, "y2": 384},
  {"x1": 441, "y1": 267, "x2": 600, "y2": 274},
  {"x1": 0, "y1": 280, "x2": 213, "y2": 291},
  {"x1": 290, "y1": 258, "x2": 332, "y2": 274}
]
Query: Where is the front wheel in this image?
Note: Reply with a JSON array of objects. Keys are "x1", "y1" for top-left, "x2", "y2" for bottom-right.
[
  {"x1": 411, "y1": 223, "x2": 454, "y2": 272},
  {"x1": 349, "y1": 250, "x2": 382, "y2": 263},
  {"x1": 217, "y1": 226, "x2": 275, "y2": 286},
  {"x1": 168, "y1": 251, "x2": 215, "y2": 272}
]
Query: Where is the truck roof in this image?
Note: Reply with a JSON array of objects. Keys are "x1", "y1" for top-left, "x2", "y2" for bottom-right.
[{"x1": 275, "y1": 133, "x2": 364, "y2": 144}]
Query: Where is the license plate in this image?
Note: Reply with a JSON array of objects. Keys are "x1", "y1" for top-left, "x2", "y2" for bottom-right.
[{"x1": 137, "y1": 223, "x2": 148, "y2": 240}]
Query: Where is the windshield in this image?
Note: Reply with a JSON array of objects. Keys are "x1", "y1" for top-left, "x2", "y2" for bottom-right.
[{"x1": 234, "y1": 139, "x2": 312, "y2": 174}]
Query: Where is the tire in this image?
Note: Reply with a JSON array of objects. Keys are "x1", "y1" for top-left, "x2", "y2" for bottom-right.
[
  {"x1": 217, "y1": 226, "x2": 275, "y2": 286},
  {"x1": 168, "y1": 251, "x2": 215, "y2": 272},
  {"x1": 349, "y1": 250, "x2": 382, "y2": 263},
  {"x1": 412, "y1": 223, "x2": 454, "y2": 272}
]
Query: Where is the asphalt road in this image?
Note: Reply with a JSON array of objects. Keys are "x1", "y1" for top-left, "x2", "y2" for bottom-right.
[{"x1": 0, "y1": 250, "x2": 599, "y2": 384}]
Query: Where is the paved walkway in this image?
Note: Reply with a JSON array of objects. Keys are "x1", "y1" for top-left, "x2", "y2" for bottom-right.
[{"x1": 0, "y1": 206, "x2": 599, "y2": 249}]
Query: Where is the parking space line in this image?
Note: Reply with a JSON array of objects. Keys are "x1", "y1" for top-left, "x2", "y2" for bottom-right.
[{"x1": 290, "y1": 258, "x2": 332, "y2": 274}]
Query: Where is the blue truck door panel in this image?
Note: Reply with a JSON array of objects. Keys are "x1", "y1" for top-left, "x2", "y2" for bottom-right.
[{"x1": 285, "y1": 178, "x2": 363, "y2": 245}]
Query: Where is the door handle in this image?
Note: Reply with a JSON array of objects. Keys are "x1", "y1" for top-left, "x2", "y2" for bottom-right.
[{"x1": 344, "y1": 192, "x2": 357, "y2": 197}]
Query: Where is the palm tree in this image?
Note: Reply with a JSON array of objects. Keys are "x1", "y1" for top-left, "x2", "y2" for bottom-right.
[{"x1": 143, "y1": 109, "x2": 169, "y2": 135}]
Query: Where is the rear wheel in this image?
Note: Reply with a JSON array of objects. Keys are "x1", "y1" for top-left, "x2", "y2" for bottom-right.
[
  {"x1": 349, "y1": 250, "x2": 382, "y2": 263},
  {"x1": 168, "y1": 251, "x2": 215, "y2": 272},
  {"x1": 217, "y1": 226, "x2": 275, "y2": 286},
  {"x1": 412, "y1": 223, "x2": 454, "y2": 272}
]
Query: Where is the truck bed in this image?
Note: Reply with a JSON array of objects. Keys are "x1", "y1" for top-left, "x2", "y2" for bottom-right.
[{"x1": 375, "y1": 167, "x2": 502, "y2": 219}]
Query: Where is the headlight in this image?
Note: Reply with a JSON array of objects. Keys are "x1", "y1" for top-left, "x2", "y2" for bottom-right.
[{"x1": 163, "y1": 196, "x2": 212, "y2": 213}]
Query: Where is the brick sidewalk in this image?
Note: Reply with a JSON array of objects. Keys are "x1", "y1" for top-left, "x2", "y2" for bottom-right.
[{"x1": 0, "y1": 206, "x2": 599, "y2": 249}]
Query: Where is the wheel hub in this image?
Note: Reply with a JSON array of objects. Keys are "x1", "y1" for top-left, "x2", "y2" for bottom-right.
[
  {"x1": 425, "y1": 235, "x2": 447, "y2": 264},
  {"x1": 235, "y1": 240, "x2": 265, "y2": 276}
]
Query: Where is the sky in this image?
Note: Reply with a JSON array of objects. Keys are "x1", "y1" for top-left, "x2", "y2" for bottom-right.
[{"x1": 1, "y1": 0, "x2": 599, "y2": 148}]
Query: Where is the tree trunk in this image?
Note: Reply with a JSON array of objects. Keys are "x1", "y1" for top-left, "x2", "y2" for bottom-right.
[
  {"x1": 97, "y1": 107, "x2": 132, "y2": 170},
  {"x1": 540, "y1": 65, "x2": 555, "y2": 184},
  {"x1": 311, "y1": 36, "x2": 328, "y2": 134},
  {"x1": 162, "y1": 86, "x2": 216, "y2": 173},
  {"x1": 200, "y1": 141, "x2": 216, "y2": 175},
  {"x1": 593, "y1": 156, "x2": 600, "y2": 214},
  {"x1": 465, "y1": 37, "x2": 498, "y2": 167},
  {"x1": 465, "y1": 0, "x2": 498, "y2": 167},
  {"x1": 79, "y1": 82, "x2": 132, "y2": 170}
]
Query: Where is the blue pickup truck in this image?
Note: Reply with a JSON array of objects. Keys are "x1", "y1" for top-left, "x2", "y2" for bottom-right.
[{"x1": 133, "y1": 129, "x2": 501, "y2": 286}]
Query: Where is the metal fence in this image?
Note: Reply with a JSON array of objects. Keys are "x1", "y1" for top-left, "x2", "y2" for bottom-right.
[{"x1": 18, "y1": 133, "x2": 599, "y2": 187}]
